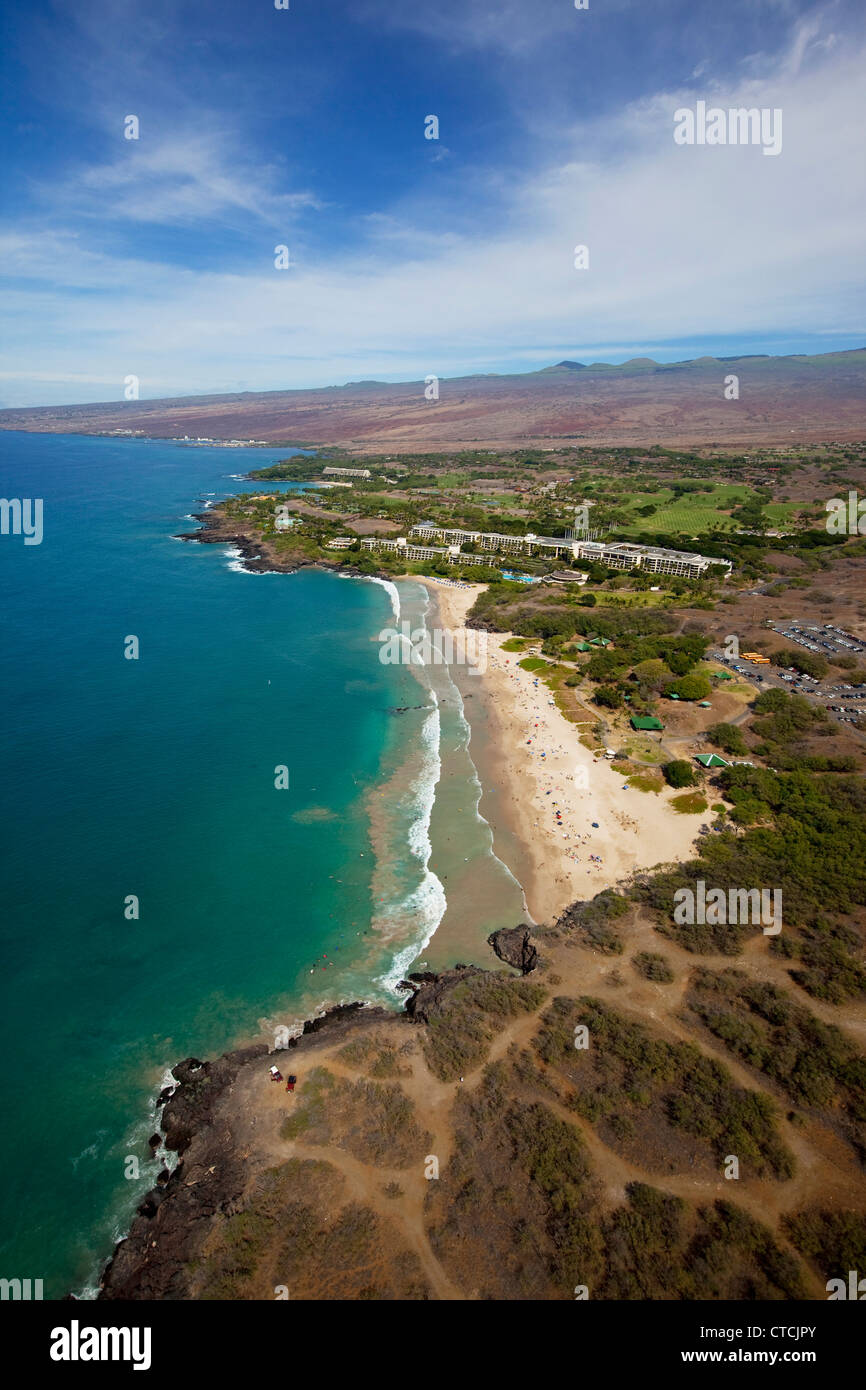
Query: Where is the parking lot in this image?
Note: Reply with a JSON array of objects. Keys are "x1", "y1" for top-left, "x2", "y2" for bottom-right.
[
  {"x1": 711, "y1": 620, "x2": 866, "y2": 727},
  {"x1": 770, "y1": 619, "x2": 866, "y2": 661}
]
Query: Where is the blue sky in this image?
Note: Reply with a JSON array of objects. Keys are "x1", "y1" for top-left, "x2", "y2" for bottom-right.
[{"x1": 1, "y1": 0, "x2": 864, "y2": 405}]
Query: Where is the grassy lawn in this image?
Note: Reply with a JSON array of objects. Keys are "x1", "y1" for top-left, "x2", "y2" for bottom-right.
[
  {"x1": 763, "y1": 502, "x2": 801, "y2": 527},
  {"x1": 622, "y1": 769, "x2": 665, "y2": 793},
  {"x1": 616, "y1": 485, "x2": 800, "y2": 537},
  {"x1": 518, "y1": 657, "x2": 552, "y2": 672},
  {"x1": 589, "y1": 589, "x2": 674, "y2": 607},
  {"x1": 621, "y1": 738, "x2": 667, "y2": 764},
  {"x1": 671, "y1": 792, "x2": 709, "y2": 814}
]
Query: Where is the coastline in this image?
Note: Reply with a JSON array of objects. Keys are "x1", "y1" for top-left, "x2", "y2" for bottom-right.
[
  {"x1": 186, "y1": 497, "x2": 709, "y2": 948},
  {"x1": 183, "y1": 509, "x2": 706, "y2": 969},
  {"x1": 89, "y1": 540, "x2": 866, "y2": 1304},
  {"x1": 416, "y1": 576, "x2": 708, "y2": 925},
  {"x1": 95, "y1": 943, "x2": 529, "y2": 1301},
  {"x1": 176, "y1": 506, "x2": 386, "y2": 579}
]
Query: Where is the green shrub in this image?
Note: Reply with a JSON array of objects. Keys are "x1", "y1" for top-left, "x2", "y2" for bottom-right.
[
  {"x1": 664, "y1": 760, "x2": 696, "y2": 788},
  {"x1": 633, "y1": 952, "x2": 675, "y2": 984}
]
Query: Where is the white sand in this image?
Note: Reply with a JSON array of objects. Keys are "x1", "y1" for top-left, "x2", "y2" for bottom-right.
[{"x1": 417, "y1": 576, "x2": 708, "y2": 923}]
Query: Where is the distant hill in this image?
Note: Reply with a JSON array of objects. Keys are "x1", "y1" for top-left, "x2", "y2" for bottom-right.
[{"x1": 1, "y1": 348, "x2": 865, "y2": 451}]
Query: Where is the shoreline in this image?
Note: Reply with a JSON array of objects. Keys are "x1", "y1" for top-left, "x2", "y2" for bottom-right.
[
  {"x1": 96, "y1": 949, "x2": 527, "y2": 1300},
  {"x1": 184, "y1": 510, "x2": 707, "y2": 972},
  {"x1": 176, "y1": 507, "x2": 383, "y2": 578},
  {"x1": 415, "y1": 576, "x2": 708, "y2": 925},
  {"x1": 89, "y1": 562, "x2": 836, "y2": 1302},
  {"x1": 187, "y1": 504, "x2": 709, "y2": 952}
]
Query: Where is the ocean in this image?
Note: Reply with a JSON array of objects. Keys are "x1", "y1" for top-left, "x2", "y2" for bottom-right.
[{"x1": 0, "y1": 432, "x2": 524, "y2": 1297}]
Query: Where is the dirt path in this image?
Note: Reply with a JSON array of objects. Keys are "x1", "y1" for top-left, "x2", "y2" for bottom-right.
[
  {"x1": 291, "y1": 1141, "x2": 463, "y2": 1300},
  {"x1": 214, "y1": 923, "x2": 863, "y2": 1301}
]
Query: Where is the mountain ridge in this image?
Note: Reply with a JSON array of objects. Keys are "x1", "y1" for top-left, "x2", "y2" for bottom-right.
[{"x1": 2, "y1": 347, "x2": 865, "y2": 451}]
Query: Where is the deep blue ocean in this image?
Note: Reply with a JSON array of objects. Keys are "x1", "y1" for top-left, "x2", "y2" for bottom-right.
[{"x1": 0, "y1": 432, "x2": 439, "y2": 1296}]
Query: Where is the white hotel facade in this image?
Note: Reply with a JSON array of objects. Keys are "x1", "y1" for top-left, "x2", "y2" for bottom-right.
[{"x1": 346, "y1": 524, "x2": 731, "y2": 579}]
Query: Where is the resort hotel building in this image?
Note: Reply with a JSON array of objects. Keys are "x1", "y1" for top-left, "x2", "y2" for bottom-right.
[
  {"x1": 398, "y1": 525, "x2": 730, "y2": 577},
  {"x1": 344, "y1": 526, "x2": 731, "y2": 578}
]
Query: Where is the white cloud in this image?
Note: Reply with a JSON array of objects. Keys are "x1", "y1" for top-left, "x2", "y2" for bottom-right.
[
  {"x1": 42, "y1": 129, "x2": 320, "y2": 228},
  {"x1": 1, "y1": 24, "x2": 864, "y2": 404},
  {"x1": 357, "y1": 0, "x2": 577, "y2": 57}
]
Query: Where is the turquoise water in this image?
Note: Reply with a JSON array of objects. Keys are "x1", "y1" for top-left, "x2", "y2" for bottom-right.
[{"x1": 0, "y1": 432, "x2": 446, "y2": 1296}]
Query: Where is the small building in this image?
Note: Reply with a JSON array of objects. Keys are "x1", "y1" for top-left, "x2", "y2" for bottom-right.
[
  {"x1": 630, "y1": 716, "x2": 663, "y2": 731},
  {"x1": 325, "y1": 536, "x2": 356, "y2": 550},
  {"x1": 695, "y1": 753, "x2": 729, "y2": 768},
  {"x1": 544, "y1": 570, "x2": 589, "y2": 587}
]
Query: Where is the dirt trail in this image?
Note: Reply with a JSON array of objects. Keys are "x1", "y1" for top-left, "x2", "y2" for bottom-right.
[
  {"x1": 236, "y1": 1032, "x2": 464, "y2": 1299},
  {"x1": 537, "y1": 1091, "x2": 826, "y2": 1299},
  {"x1": 294, "y1": 1140, "x2": 462, "y2": 1299},
  {"x1": 549, "y1": 918, "x2": 864, "y2": 1204},
  {"x1": 213, "y1": 915, "x2": 863, "y2": 1302}
]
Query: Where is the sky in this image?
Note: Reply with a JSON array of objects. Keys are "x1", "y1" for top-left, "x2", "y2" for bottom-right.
[{"x1": 0, "y1": 0, "x2": 864, "y2": 406}]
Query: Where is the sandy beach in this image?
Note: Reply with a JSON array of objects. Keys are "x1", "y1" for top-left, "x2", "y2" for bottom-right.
[{"x1": 417, "y1": 576, "x2": 708, "y2": 925}]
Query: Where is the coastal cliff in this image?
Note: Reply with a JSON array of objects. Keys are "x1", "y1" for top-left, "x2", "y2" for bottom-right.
[
  {"x1": 176, "y1": 507, "x2": 375, "y2": 577},
  {"x1": 99, "y1": 1004, "x2": 395, "y2": 1299},
  {"x1": 98, "y1": 944, "x2": 535, "y2": 1300},
  {"x1": 91, "y1": 905, "x2": 861, "y2": 1301}
]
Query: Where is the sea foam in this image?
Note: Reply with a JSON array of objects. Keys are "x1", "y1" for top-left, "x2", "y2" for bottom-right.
[
  {"x1": 367, "y1": 575, "x2": 401, "y2": 623},
  {"x1": 375, "y1": 688, "x2": 448, "y2": 997}
]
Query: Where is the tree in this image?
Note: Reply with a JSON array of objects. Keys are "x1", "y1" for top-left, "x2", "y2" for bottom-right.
[
  {"x1": 753, "y1": 688, "x2": 788, "y2": 713},
  {"x1": 594, "y1": 685, "x2": 623, "y2": 709},
  {"x1": 587, "y1": 650, "x2": 625, "y2": 682},
  {"x1": 667, "y1": 649, "x2": 696, "y2": 676},
  {"x1": 664, "y1": 760, "x2": 696, "y2": 788},
  {"x1": 578, "y1": 591, "x2": 597, "y2": 607},
  {"x1": 707, "y1": 722, "x2": 748, "y2": 756},
  {"x1": 666, "y1": 673, "x2": 711, "y2": 701},
  {"x1": 770, "y1": 648, "x2": 828, "y2": 680},
  {"x1": 632, "y1": 658, "x2": 670, "y2": 691}
]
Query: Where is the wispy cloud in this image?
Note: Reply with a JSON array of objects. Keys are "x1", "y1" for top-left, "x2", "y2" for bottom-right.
[
  {"x1": 1, "y1": 2, "x2": 863, "y2": 405},
  {"x1": 41, "y1": 129, "x2": 320, "y2": 229},
  {"x1": 357, "y1": 0, "x2": 577, "y2": 57}
]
